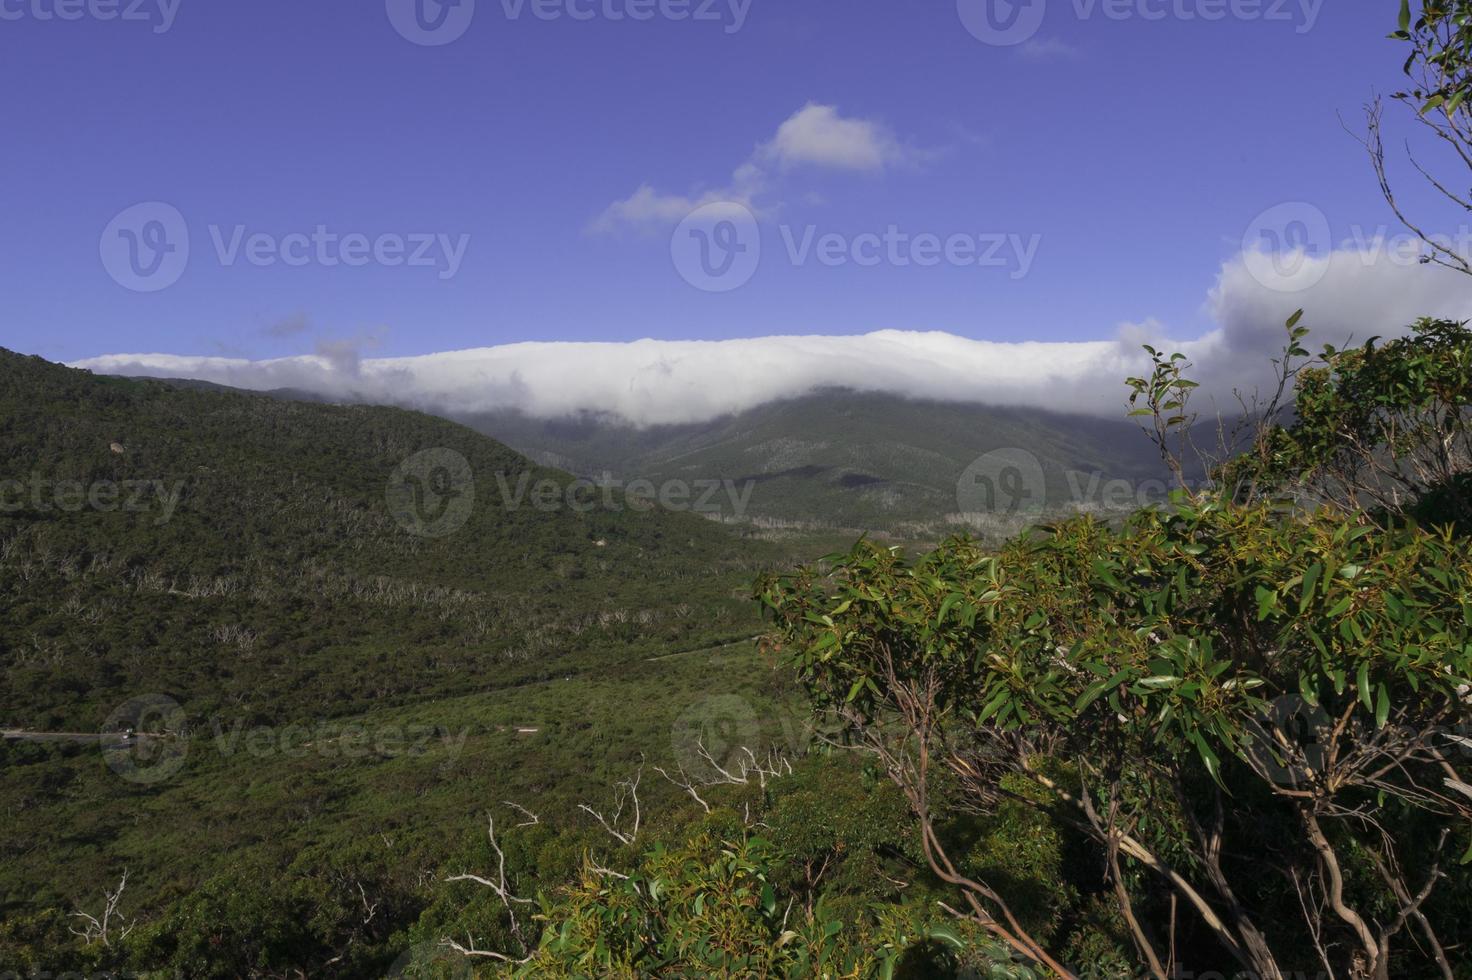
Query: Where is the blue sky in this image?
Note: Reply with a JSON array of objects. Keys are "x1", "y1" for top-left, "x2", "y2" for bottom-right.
[{"x1": 0, "y1": 0, "x2": 1453, "y2": 365}]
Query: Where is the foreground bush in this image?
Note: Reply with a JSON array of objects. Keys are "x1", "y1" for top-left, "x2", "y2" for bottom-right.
[
  {"x1": 754, "y1": 312, "x2": 1472, "y2": 978},
  {"x1": 506, "y1": 826, "x2": 1034, "y2": 979}
]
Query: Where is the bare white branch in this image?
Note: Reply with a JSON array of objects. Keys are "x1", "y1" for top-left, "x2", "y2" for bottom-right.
[
  {"x1": 579, "y1": 760, "x2": 644, "y2": 846},
  {"x1": 68, "y1": 871, "x2": 134, "y2": 949}
]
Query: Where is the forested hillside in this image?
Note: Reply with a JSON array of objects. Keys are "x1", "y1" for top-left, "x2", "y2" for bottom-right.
[
  {"x1": 0, "y1": 349, "x2": 765, "y2": 730},
  {"x1": 459, "y1": 390, "x2": 1181, "y2": 537},
  {"x1": 0, "y1": 350, "x2": 796, "y2": 975}
]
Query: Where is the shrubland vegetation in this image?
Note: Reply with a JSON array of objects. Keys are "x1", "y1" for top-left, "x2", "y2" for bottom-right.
[
  {"x1": 455, "y1": 10, "x2": 1472, "y2": 977},
  {"x1": 3, "y1": 4, "x2": 1470, "y2": 978},
  {"x1": 0, "y1": 350, "x2": 765, "y2": 732},
  {"x1": 759, "y1": 318, "x2": 1472, "y2": 975},
  {"x1": 0, "y1": 351, "x2": 787, "y2": 975}
]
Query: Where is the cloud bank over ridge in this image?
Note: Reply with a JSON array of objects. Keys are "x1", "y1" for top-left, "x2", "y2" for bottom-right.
[{"x1": 73, "y1": 248, "x2": 1472, "y2": 427}]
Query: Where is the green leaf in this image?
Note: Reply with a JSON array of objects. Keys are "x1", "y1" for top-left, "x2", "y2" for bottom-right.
[
  {"x1": 1076, "y1": 670, "x2": 1130, "y2": 713},
  {"x1": 1092, "y1": 560, "x2": 1127, "y2": 591},
  {"x1": 1299, "y1": 672, "x2": 1320, "y2": 707},
  {"x1": 1300, "y1": 563, "x2": 1323, "y2": 612},
  {"x1": 1400, "y1": 0, "x2": 1411, "y2": 32},
  {"x1": 977, "y1": 688, "x2": 1012, "y2": 724},
  {"x1": 1375, "y1": 683, "x2": 1390, "y2": 729},
  {"x1": 1255, "y1": 585, "x2": 1277, "y2": 621},
  {"x1": 927, "y1": 925, "x2": 965, "y2": 949},
  {"x1": 1192, "y1": 730, "x2": 1224, "y2": 787}
]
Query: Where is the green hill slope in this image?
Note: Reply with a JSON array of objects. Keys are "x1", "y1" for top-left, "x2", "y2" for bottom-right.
[
  {"x1": 0, "y1": 348, "x2": 769, "y2": 729},
  {"x1": 0, "y1": 349, "x2": 799, "y2": 974},
  {"x1": 458, "y1": 389, "x2": 1181, "y2": 538}
]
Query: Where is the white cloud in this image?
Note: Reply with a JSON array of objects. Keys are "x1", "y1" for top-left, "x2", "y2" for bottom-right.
[
  {"x1": 592, "y1": 104, "x2": 915, "y2": 233},
  {"x1": 756, "y1": 103, "x2": 912, "y2": 172},
  {"x1": 590, "y1": 169, "x2": 765, "y2": 235},
  {"x1": 1209, "y1": 245, "x2": 1472, "y2": 355},
  {"x1": 73, "y1": 248, "x2": 1472, "y2": 427}
]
